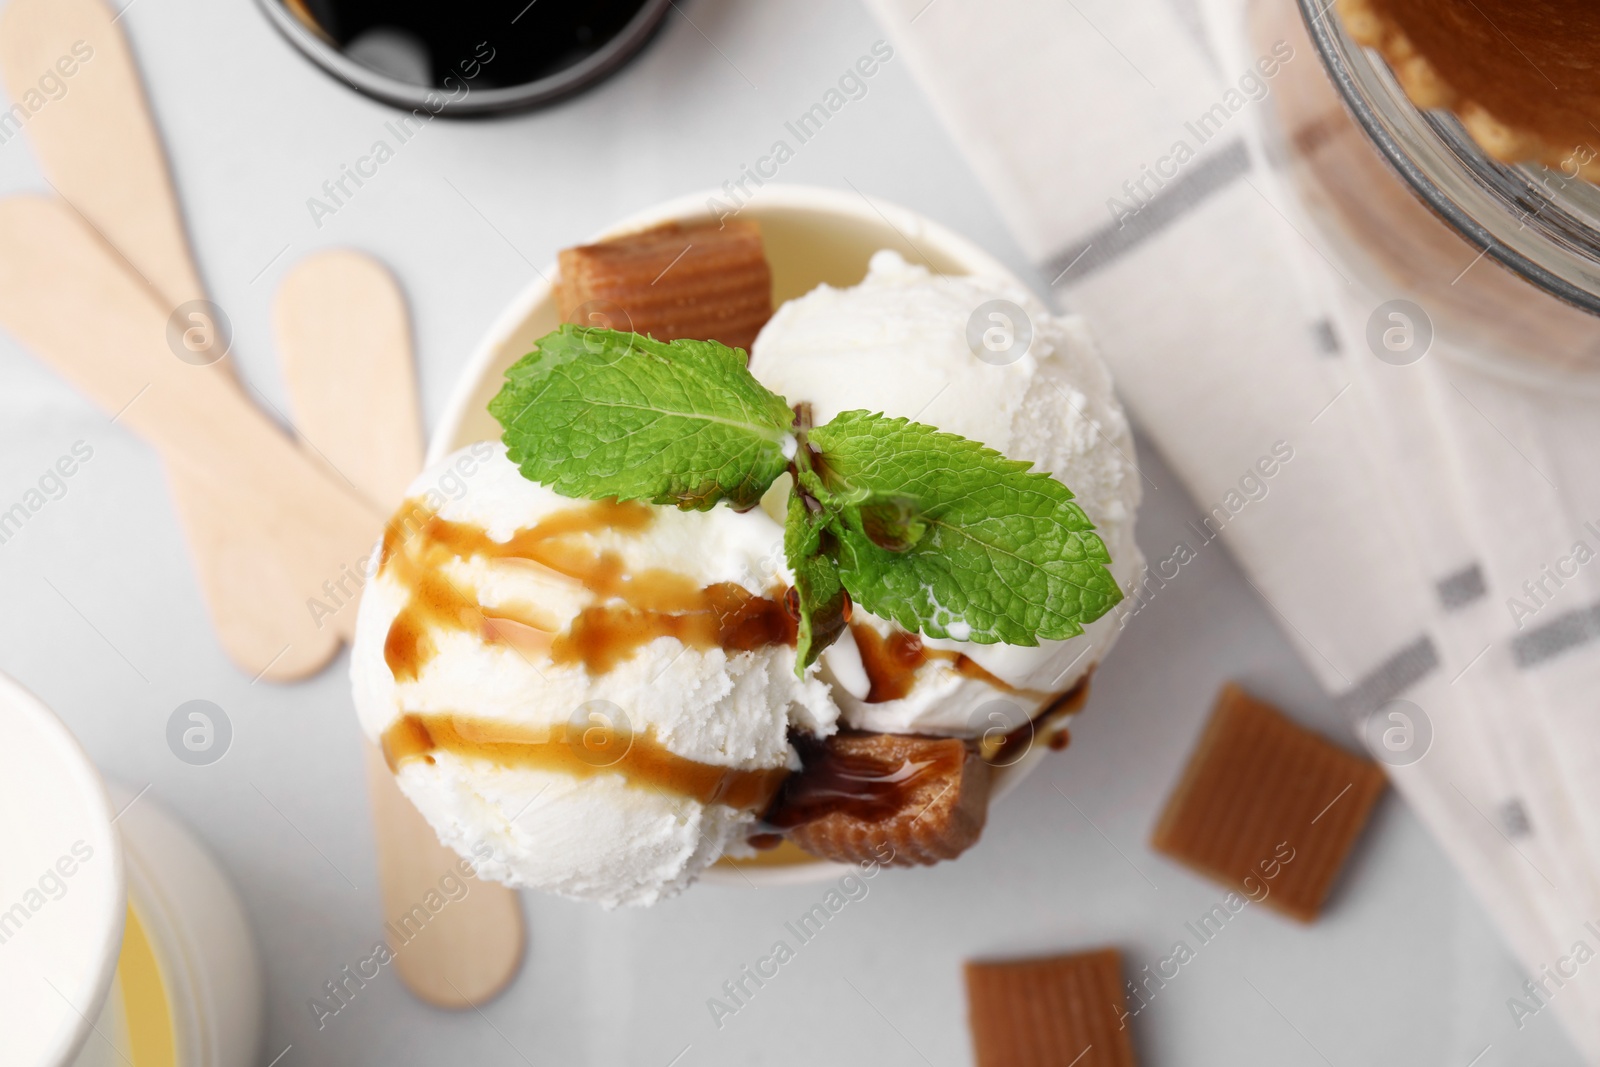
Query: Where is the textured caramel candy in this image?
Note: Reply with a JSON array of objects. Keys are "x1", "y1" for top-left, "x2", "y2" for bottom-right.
[
  {"x1": 1151, "y1": 684, "x2": 1387, "y2": 922},
  {"x1": 774, "y1": 733, "x2": 992, "y2": 867},
  {"x1": 556, "y1": 219, "x2": 773, "y2": 353},
  {"x1": 964, "y1": 948, "x2": 1138, "y2": 1067}
]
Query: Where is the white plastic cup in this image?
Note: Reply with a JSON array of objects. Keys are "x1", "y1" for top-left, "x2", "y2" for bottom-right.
[{"x1": 0, "y1": 673, "x2": 262, "y2": 1065}]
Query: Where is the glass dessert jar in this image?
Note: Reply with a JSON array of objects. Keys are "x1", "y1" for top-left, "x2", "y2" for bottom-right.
[
  {"x1": 1250, "y1": 0, "x2": 1600, "y2": 379},
  {"x1": 1298, "y1": 0, "x2": 1600, "y2": 311}
]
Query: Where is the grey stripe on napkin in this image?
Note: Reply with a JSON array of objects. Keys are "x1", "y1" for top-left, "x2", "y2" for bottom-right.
[
  {"x1": 1311, "y1": 318, "x2": 1341, "y2": 355},
  {"x1": 1513, "y1": 600, "x2": 1600, "y2": 669},
  {"x1": 1437, "y1": 564, "x2": 1487, "y2": 611},
  {"x1": 1043, "y1": 139, "x2": 1251, "y2": 287},
  {"x1": 1334, "y1": 634, "x2": 1440, "y2": 717}
]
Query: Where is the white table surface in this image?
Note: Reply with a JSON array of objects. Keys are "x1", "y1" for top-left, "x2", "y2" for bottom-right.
[{"x1": 0, "y1": 0, "x2": 1583, "y2": 1064}]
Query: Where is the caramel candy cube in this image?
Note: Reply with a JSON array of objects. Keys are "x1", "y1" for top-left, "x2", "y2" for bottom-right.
[
  {"x1": 1152, "y1": 684, "x2": 1386, "y2": 922},
  {"x1": 556, "y1": 219, "x2": 773, "y2": 352},
  {"x1": 965, "y1": 948, "x2": 1138, "y2": 1067},
  {"x1": 775, "y1": 733, "x2": 992, "y2": 867}
]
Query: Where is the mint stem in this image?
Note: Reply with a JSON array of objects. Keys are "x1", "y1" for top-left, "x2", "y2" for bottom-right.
[{"x1": 790, "y1": 402, "x2": 826, "y2": 516}]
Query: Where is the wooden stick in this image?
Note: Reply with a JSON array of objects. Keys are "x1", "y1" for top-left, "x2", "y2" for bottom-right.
[
  {"x1": 0, "y1": 197, "x2": 382, "y2": 679},
  {"x1": 362, "y1": 744, "x2": 526, "y2": 1008},
  {"x1": 0, "y1": 0, "x2": 367, "y2": 669},
  {"x1": 275, "y1": 250, "x2": 425, "y2": 507},
  {"x1": 0, "y1": 0, "x2": 203, "y2": 306},
  {"x1": 276, "y1": 249, "x2": 526, "y2": 1008},
  {"x1": 2, "y1": 0, "x2": 527, "y2": 1003}
]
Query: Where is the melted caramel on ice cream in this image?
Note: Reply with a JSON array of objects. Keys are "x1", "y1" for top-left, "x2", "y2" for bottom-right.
[
  {"x1": 383, "y1": 713, "x2": 788, "y2": 811},
  {"x1": 379, "y1": 497, "x2": 795, "y2": 682},
  {"x1": 849, "y1": 622, "x2": 1038, "y2": 703}
]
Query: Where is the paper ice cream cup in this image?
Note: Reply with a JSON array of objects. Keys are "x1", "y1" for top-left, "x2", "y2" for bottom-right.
[{"x1": 434, "y1": 184, "x2": 1090, "y2": 885}]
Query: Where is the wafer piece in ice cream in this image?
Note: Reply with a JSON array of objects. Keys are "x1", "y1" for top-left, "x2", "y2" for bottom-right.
[
  {"x1": 768, "y1": 732, "x2": 993, "y2": 866},
  {"x1": 557, "y1": 219, "x2": 774, "y2": 351}
]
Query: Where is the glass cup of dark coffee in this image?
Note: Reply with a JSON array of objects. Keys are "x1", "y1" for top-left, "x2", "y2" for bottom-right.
[{"x1": 257, "y1": 0, "x2": 672, "y2": 115}]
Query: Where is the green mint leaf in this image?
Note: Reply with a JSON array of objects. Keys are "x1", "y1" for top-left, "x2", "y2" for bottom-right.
[
  {"x1": 488, "y1": 326, "x2": 796, "y2": 510},
  {"x1": 784, "y1": 490, "x2": 851, "y2": 676},
  {"x1": 856, "y1": 496, "x2": 926, "y2": 553},
  {"x1": 805, "y1": 410, "x2": 1122, "y2": 645}
]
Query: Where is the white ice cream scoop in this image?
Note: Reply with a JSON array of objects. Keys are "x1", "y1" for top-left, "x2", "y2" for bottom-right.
[
  {"x1": 748, "y1": 250, "x2": 1145, "y2": 737},
  {"x1": 350, "y1": 443, "x2": 838, "y2": 908}
]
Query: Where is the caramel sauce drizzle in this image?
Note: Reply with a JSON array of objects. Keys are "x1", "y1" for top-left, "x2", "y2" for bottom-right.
[
  {"x1": 998, "y1": 672, "x2": 1091, "y2": 761},
  {"x1": 382, "y1": 712, "x2": 787, "y2": 812},
  {"x1": 758, "y1": 672, "x2": 1093, "y2": 835},
  {"x1": 849, "y1": 622, "x2": 1043, "y2": 703},
  {"x1": 379, "y1": 496, "x2": 795, "y2": 682},
  {"x1": 375, "y1": 496, "x2": 1092, "y2": 823}
]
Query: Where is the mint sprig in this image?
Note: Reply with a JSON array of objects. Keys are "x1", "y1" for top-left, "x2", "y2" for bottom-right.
[
  {"x1": 489, "y1": 326, "x2": 795, "y2": 511},
  {"x1": 808, "y1": 412, "x2": 1120, "y2": 646},
  {"x1": 784, "y1": 491, "x2": 850, "y2": 672},
  {"x1": 491, "y1": 328, "x2": 1123, "y2": 675}
]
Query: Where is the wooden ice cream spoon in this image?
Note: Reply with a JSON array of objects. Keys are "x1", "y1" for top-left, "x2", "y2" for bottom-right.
[
  {"x1": 0, "y1": 197, "x2": 385, "y2": 659},
  {"x1": 276, "y1": 250, "x2": 526, "y2": 1008},
  {"x1": 0, "y1": 0, "x2": 526, "y2": 1008},
  {"x1": 0, "y1": 0, "x2": 350, "y2": 677}
]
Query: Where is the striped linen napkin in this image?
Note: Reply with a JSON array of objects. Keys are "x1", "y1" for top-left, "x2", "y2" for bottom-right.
[{"x1": 862, "y1": 0, "x2": 1600, "y2": 1055}]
